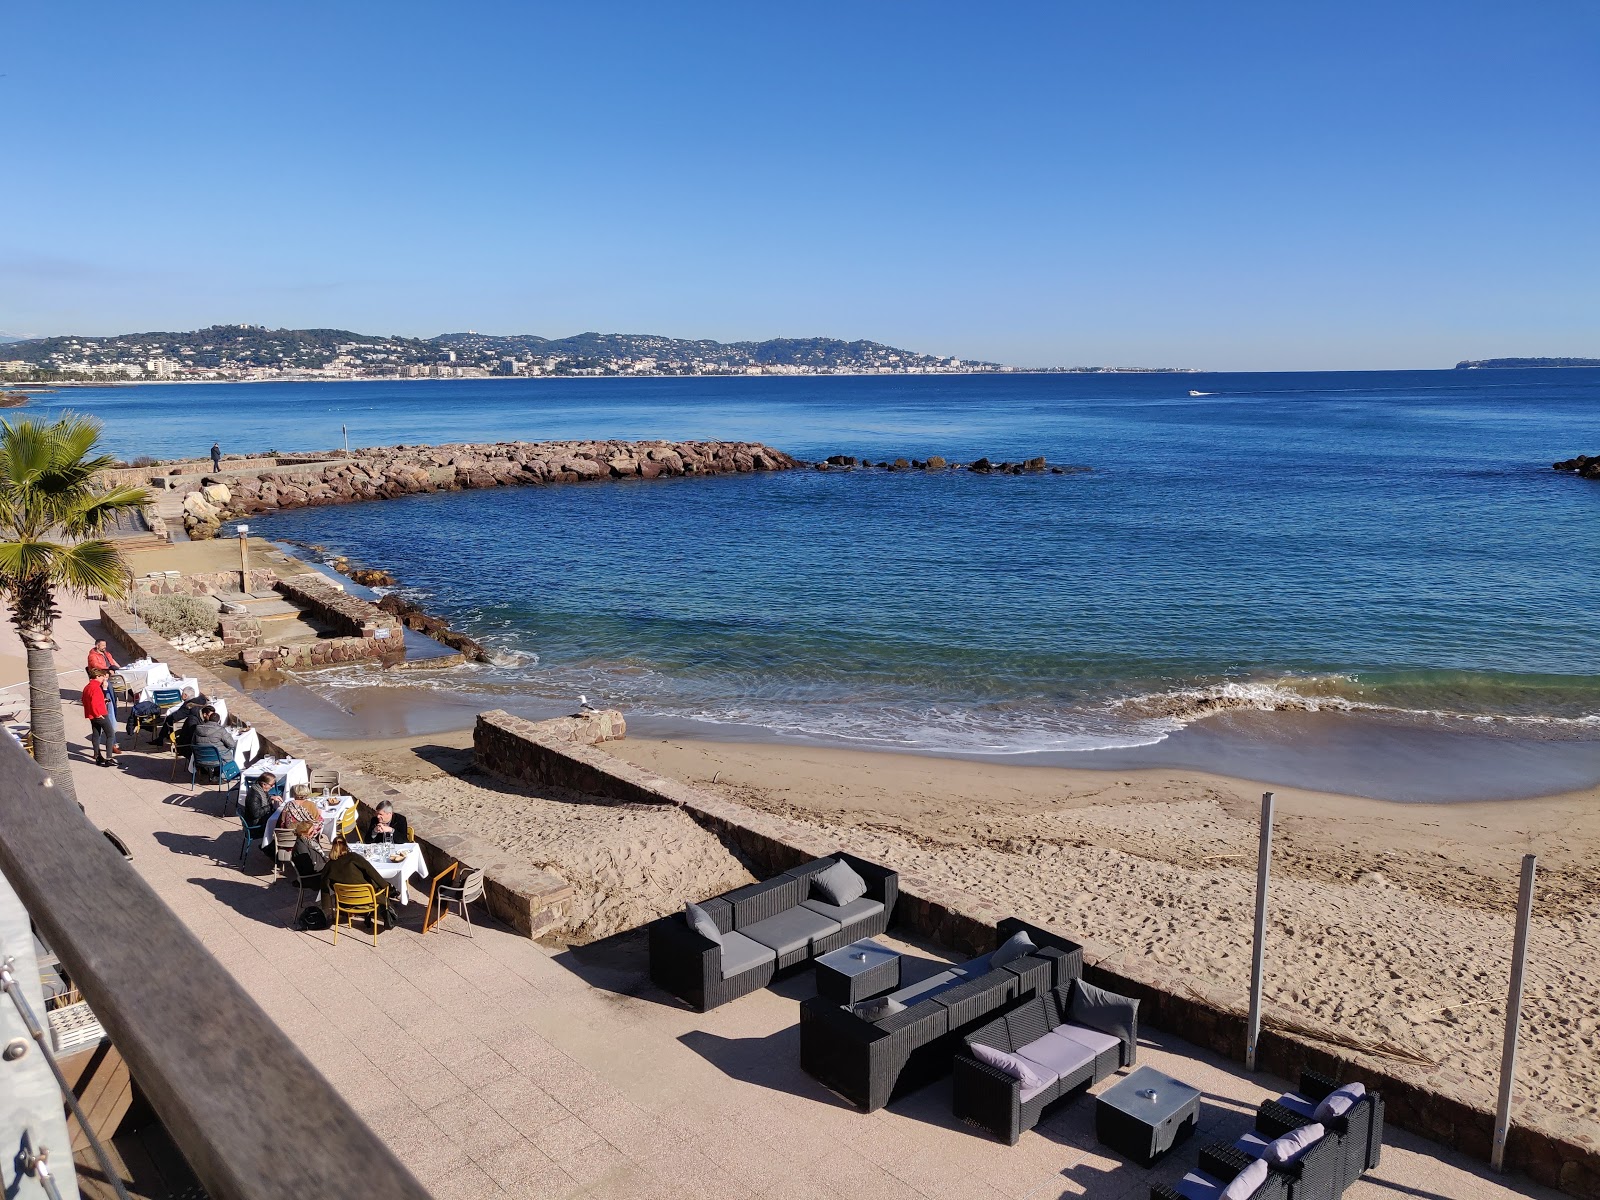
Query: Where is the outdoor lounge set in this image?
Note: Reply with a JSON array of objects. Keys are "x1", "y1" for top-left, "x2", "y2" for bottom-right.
[
  {"x1": 952, "y1": 975, "x2": 1139, "y2": 1144},
  {"x1": 649, "y1": 851, "x2": 1385, "y2": 1194},
  {"x1": 648, "y1": 852, "x2": 898, "y2": 1012},
  {"x1": 1155, "y1": 1070, "x2": 1385, "y2": 1200}
]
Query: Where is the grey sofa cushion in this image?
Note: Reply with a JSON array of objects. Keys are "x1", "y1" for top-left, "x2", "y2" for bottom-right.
[
  {"x1": 741, "y1": 906, "x2": 842, "y2": 958},
  {"x1": 1014, "y1": 1030, "x2": 1096, "y2": 1082},
  {"x1": 948, "y1": 952, "x2": 993, "y2": 979},
  {"x1": 718, "y1": 930, "x2": 777, "y2": 980},
  {"x1": 1052, "y1": 1023, "x2": 1120, "y2": 1058},
  {"x1": 800, "y1": 895, "x2": 884, "y2": 926},
  {"x1": 685, "y1": 901, "x2": 723, "y2": 945},
  {"x1": 1067, "y1": 978, "x2": 1138, "y2": 1052},
  {"x1": 811, "y1": 858, "x2": 868, "y2": 906},
  {"x1": 991, "y1": 930, "x2": 1036, "y2": 971},
  {"x1": 887, "y1": 969, "x2": 962, "y2": 1007}
]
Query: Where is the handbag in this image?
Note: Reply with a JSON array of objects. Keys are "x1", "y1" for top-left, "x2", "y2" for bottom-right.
[
  {"x1": 298, "y1": 905, "x2": 329, "y2": 931},
  {"x1": 219, "y1": 759, "x2": 241, "y2": 783}
]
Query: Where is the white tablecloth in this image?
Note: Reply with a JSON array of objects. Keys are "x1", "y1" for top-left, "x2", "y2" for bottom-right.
[
  {"x1": 139, "y1": 674, "x2": 198, "y2": 705},
  {"x1": 240, "y1": 756, "x2": 308, "y2": 803},
  {"x1": 347, "y1": 842, "x2": 428, "y2": 905},
  {"x1": 262, "y1": 795, "x2": 353, "y2": 848},
  {"x1": 119, "y1": 659, "x2": 168, "y2": 695},
  {"x1": 231, "y1": 727, "x2": 260, "y2": 767}
]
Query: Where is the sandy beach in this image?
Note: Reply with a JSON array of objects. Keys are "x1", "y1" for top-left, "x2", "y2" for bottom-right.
[{"x1": 334, "y1": 725, "x2": 1600, "y2": 1132}]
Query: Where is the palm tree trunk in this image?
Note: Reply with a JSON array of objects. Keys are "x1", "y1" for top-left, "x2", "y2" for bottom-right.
[{"x1": 14, "y1": 579, "x2": 78, "y2": 806}]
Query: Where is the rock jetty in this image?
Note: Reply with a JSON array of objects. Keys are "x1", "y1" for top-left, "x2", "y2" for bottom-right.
[
  {"x1": 1554, "y1": 454, "x2": 1600, "y2": 480},
  {"x1": 174, "y1": 439, "x2": 800, "y2": 538}
]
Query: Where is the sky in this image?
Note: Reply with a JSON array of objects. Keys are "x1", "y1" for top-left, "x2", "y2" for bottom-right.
[{"x1": 3, "y1": 1, "x2": 1598, "y2": 370}]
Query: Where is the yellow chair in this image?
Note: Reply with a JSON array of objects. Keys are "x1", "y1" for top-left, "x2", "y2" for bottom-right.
[
  {"x1": 337, "y1": 805, "x2": 360, "y2": 843},
  {"x1": 330, "y1": 882, "x2": 380, "y2": 947}
]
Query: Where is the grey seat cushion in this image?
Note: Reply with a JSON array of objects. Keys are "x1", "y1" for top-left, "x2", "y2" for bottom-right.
[
  {"x1": 718, "y1": 930, "x2": 777, "y2": 980},
  {"x1": 1052, "y1": 1023, "x2": 1121, "y2": 1058},
  {"x1": 948, "y1": 952, "x2": 993, "y2": 979},
  {"x1": 800, "y1": 896, "x2": 884, "y2": 926},
  {"x1": 740, "y1": 906, "x2": 841, "y2": 958},
  {"x1": 887, "y1": 969, "x2": 962, "y2": 1007},
  {"x1": 1015, "y1": 1029, "x2": 1096, "y2": 1082},
  {"x1": 1173, "y1": 1171, "x2": 1226, "y2": 1200},
  {"x1": 1277, "y1": 1092, "x2": 1317, "y2": 1119}
]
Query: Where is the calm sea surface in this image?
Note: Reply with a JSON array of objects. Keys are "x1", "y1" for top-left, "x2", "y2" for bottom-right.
[{"x1": 54, "y1": 370, "x2": 1600, "y2": 797}]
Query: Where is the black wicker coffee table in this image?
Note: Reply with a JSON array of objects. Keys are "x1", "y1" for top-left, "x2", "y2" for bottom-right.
[
  {"x1": 1095, "y1": 1066, "x2": 1201, "y2": 1166},
  {"x1": 814, "y1": 938, "x2": 900, "y2": 1005}
]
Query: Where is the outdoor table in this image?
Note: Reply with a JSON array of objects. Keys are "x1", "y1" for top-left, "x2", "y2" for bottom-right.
[
  {"x1": 240, "y1": 756, "x2": 308, "y2": 806},
  {"x1": 814, "y1": 938, "x2": 901, "y2": 1006},
  {"x1": 139, "y1": 674, "x2": 198, "y2": 704},
  {"x1": 231, "y1": 727, "x2": 261, "y2": 767},
  {"x1": 1095, "y1": 1065, "x2": 1201, "y2": 1166},
  {"x1": 261, "y1": 794, "x2": 353, "y2": 849},
  {"x1": 347, "y1": 842, "x2": 428, "y2": 905}
]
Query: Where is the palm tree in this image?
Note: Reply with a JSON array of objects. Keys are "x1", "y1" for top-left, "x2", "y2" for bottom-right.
[{"x1": 0, "y1": 414, "x2": 150, "y2": 805}]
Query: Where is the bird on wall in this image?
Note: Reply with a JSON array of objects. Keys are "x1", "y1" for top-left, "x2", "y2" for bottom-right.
[{"x1": 578, "y1": 695, "x2": 597, "y2": 713}]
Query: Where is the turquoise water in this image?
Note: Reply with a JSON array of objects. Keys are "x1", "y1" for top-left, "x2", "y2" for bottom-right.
[{"x1": 60, "y1": 371, "x2": 1600, "y2": 788}]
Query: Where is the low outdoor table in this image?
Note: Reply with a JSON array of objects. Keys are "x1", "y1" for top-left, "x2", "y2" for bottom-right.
[
  {"x1": 1095, "y1": 1065, "x2": 1201, "y2": 1166},
  {"x1": 814, "y1": 938, "x2": 900, "y2": 1005},
  {"x1": 347, "y1": 841, "x2": 429, "y2": 905}
]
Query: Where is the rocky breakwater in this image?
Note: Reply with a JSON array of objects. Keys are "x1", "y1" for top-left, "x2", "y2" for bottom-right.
[
  {"x1": 815, "y1": 454, "x2": 1087, "y2": 475},
  {"x1": 177, "y1": 439, "x2": 800, "y2": 538},
  {"x1": 1554, "y1": 453, "x2": 1600, "y2": 480}
]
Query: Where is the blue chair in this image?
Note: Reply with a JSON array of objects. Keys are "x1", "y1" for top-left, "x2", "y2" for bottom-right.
[
  {"x1": 152, "y1": 687, "x2": 183, "y2": 712},
  {"x1": 190, "y1": 745, "x2": 223, "y2": 792},
  {"x1": 238, "y1": 810, "x2": 267, "y2": 865}
]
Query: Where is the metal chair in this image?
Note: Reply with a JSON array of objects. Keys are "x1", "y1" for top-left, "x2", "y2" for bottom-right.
[
  {"x1": 431, "y1": 867, "x2": 487, "y2": 937},
  {"x1": 337, "y1": 805, "x2": 360, "y2": 843},
  {"x1": 331, "y1": 882, "x2": 380, "y2": 948},
  {"x1": 309, "y1": 767, "x2": 341, "y2": 793},
  {"x1": 151, "y1": 687, "x2": 183, "y2": 720},
  {"x1": 189, "y1": 744, "x2": 224, "y2": 792},
  {"x1": 271, "y1": 826, "x2": 299, "y2": 877},
  {"x1": 237, "y1": 811, "x2": 267, "y2": 865},
  {"x1": 283, "y1": 845, "x2": 326, "y2": 927}
]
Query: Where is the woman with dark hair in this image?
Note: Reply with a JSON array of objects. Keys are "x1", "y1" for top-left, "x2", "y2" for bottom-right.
[{"x1": 323, "y1": 837, "x2": 395, "y2": 931}]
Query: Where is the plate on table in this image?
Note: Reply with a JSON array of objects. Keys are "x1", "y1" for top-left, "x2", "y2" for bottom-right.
[{"x1": 388, "y1": 851, "x2": 407, "y2": 863}]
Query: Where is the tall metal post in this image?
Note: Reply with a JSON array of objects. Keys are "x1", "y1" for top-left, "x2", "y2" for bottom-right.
[
  {"x1": 237, "y1": 524, "x2": 250, "y2": 593},
  {"x1": 342, "y1": 424, "x2": 349, "y2": 455},
  {"x1": 1492, "y1": 854, "x2": 1537, "y2": 1172},
  {"x1": 1246, "y1": 791, "x2": 1275, "y2": 1071}
]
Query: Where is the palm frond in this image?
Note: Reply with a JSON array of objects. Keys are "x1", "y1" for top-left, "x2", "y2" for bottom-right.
[
  {"x1": 64, "y1": 484, "x2": 152, "y2": 537},
  {"x1": 0, "y1": 539, "x2": 60, "y2": 592},
  {"x1": 47, "y1": 539, "x2": 132, "y2": 599}
]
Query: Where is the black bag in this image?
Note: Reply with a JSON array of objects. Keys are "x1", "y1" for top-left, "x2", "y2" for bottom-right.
[{"x1": 299, "y1": 905, "x2": 329, "y2": 931}]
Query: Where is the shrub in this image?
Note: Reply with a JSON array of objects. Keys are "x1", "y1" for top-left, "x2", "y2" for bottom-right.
[{"x1": 140, "y1": 594, "x2": 218, "y2": 641}]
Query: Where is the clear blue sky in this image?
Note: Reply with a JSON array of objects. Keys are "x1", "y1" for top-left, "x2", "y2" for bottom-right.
[{"x1": 4, "y1": 1, "x2": 1597, "y2": 369}]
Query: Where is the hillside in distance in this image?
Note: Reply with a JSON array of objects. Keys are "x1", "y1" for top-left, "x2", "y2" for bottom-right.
[
  {"x1": 0, "y1": 324, "x2": 998, "y2": 380},
  {"x1": 1455, "y1": 357, "x2": 1600, "y2": 369}
]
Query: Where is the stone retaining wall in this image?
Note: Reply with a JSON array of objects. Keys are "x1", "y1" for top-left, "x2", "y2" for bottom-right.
[
  {"x1": 134, "y1": 569, "x2": 279, "y2": 597},
  {"x1": 470, "y1": 708, "x2": 1599, "y2": 1198},
  {"x1": 274, "y1": 574, "x2": 403, "y2": 640},
  {"x1": 97, "y1": 607, "x2": 575, "y2": 938}
]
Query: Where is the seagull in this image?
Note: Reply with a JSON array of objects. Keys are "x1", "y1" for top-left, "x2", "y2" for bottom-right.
[{"x1": 578, "y1": 695, "x2": 597, "y2": 712}]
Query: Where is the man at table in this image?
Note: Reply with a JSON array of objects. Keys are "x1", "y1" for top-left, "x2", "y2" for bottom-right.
[
  {"x1": 191, "y1": 708, "x2": 236, "y2": 762},
  {"x1": 324, "y1": 837, "x2": 396, "y2": 931},
  {"x1": 82, "y1": 670, "x2": 117, "y2": 767},
  {"x1": 364, "y1": 799, "x2": 411, "y2": 845},
  {"x1": 158, "y1": 688, "x2": 206, "y2": 743},
  {"x1": 243, "y1": 770, "x2": 279, "y2": 830},
  {"x1": 87, "y1": 639, "x2": 120, "y2": 673}
]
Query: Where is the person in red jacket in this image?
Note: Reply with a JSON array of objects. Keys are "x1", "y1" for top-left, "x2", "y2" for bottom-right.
[
  {"x1": 86, "y1": 640, "x2": 120, "y2": 673},
  {"x1": 82, "y1": 670, "x2": 117, "y2": 766}
]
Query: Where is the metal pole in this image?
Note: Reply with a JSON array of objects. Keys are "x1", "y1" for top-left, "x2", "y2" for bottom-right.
[
  {"x1": 1492, "y1": 853, "x2": 1537, "y2": 1172},
  {"x1": 342, "y1": 424, "x2": 348, "y2": 454},
  {"x1": 237, "y1": 524, "x2": 250, "y2": 593},
  {"x1": 1246, "y1": 790, "x2": 1275, "y2": 1071}
]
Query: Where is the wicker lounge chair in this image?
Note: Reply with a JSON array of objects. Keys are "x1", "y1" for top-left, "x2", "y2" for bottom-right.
[
  {"x1": 799, "y1": 919, "x2": 1083, "y2": 1113},
  {"x1": 1151, "y1": 1157, "x2": 1290, "y2": 1200},
  {"x1": 952, "y1": 977, "x2": 1138, "y2": 1144},
  {"x1": 648, "y1": 853, "x2": 898, "y2": 1012},
  {"x1": 1250, "y1": 1071, "x2": 1384, "y2": 1198}
]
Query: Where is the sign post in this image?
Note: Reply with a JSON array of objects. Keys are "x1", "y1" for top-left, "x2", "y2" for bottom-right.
[
  {"x1": 1246, "y1": 791, "x2": 1275, "y2": 1071},
  {"x1": 236, "y1": 524, "x2": 250, "y2": 593}
]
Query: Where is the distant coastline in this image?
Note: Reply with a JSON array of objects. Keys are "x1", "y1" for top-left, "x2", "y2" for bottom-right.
[{"x1": 1454, "y1": 356, "x2": 1600, "y2": 369}]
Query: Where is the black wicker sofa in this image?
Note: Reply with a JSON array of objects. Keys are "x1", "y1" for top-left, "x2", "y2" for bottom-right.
[
  {"x1": 799, "y1": 918, "x2": 1083, "y2": 1113},
  {"x1": 952, "y1": 976, "x2": 1139, "y2": 1144},
  {"x1": 648, "y1": 853, "x2": 898, "y2": 1012},
  {"x1": 1155, "y1": 1071, "x2": 1384, "y2": 1200}
]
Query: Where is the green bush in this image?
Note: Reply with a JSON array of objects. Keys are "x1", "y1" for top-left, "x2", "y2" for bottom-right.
[{"x1": 140, "y1": 594, "x2": 218, "y2": 641}]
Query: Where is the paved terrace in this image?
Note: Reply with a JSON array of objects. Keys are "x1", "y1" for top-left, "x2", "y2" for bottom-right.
[{"x1": 6, "y1": 593, "x2": 1559, "y2": 1200}]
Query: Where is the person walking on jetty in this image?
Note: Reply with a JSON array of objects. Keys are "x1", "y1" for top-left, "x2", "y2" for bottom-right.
[
  {"x1": 210, "y1": 441, "x2": 222, "y2": 472},
  {"x1": 82, "y1": 669, "x2": 117, "y2": 766}
]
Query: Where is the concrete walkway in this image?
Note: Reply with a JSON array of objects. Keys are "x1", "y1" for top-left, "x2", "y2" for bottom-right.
[{"x1": 6, "y1": 593, "x2": 1560, "y2": 1199}]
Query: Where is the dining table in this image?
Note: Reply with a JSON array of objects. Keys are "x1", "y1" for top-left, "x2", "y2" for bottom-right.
[
  {"x1": 240, "y1": 756, "x2": 308, "y2": 805},
  {"x1": 261, "y1": 793, "x2": 354, "y2": 848},
  {"x1": 347, "y1": 841, "x2": 429, "y2": 905}
]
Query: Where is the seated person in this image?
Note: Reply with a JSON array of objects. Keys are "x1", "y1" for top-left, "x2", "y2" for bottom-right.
[
  {"x1": 364, "y1": 800, "x2": 411, "y2": 844},
  {"x1": 190, "y1": 708, "x2": 237, "y2": 760},
  {"x1": 290, "y1": 832, "x2": 329, "y2": 881},
  {"x1": 279, "y1": 785, "x2": 325, "y2": 843},
  {"x1": 163, "y1": 690, "x2": 209, "y2": 749},
  {"x1": 324, "y1": 837, "x2": 395, "y2": 929},
  {"x1": 242, "y1": 771, "x2": 279, "y2": 829}
]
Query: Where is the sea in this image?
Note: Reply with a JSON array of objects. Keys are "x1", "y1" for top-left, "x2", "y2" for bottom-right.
[{"x1": 50, "y1": 369, "x2": 1600, "y2": 802}]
